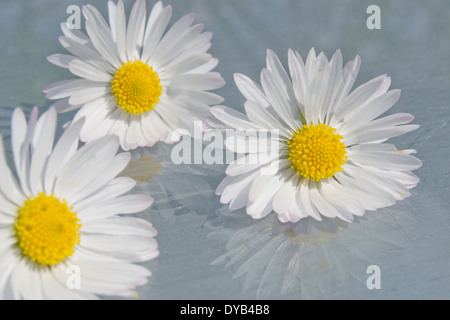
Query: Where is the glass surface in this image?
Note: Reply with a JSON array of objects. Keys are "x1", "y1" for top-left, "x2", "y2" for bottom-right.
[{"x1": 0, "y1": 0, "x2": 449, "y2": 299}]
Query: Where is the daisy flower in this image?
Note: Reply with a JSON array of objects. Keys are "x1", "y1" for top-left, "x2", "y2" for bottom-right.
[
  {"x1": 0, "y1": 107, "x2": 158, "y2": 299},
  {"x1": 212, "y1": 48, "x2": 422, "y2": 223},
  {"x1": 44, "y1": 0, "x2": 225, "y2": 151}
]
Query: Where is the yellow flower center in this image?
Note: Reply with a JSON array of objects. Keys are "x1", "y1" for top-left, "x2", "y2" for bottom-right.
[
  {"x1": 287, "y1": 123, "x2": 348, "y2": 181},
  {"x1": 111, "y1": 60, "x2": 162, "y2": 115},
  {"x1": 14, "y1": 193, "x2": 81, "y2": 266}
]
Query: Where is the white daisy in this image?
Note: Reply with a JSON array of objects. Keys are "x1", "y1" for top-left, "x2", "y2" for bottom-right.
[
  {"x1": 0, "y1": 107, "x2": 158, "y2": 299},
  {"x1": 44, "y1": 0, "x2": 225, "y2": 151},
  {"x1": 211, "y1": 48, "x2": 422, "y2": 223}
]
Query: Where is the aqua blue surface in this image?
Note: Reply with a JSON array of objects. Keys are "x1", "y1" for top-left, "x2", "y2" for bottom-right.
[{"x1": 1, "y1": 0, "x2": 449, "y2": 299}]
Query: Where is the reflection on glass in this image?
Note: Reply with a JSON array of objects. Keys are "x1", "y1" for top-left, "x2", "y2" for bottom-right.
[
  {"x1": 208, "y1": 205, "x2": 411, "y2": 299},
  {"x1": 126, "y1": 142, "x2": 226, "y2": 223}
]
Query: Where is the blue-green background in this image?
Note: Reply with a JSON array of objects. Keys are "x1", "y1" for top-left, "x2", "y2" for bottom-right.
[{"x1": 1, "y1": 0, "x2": 449, "y2": 299}]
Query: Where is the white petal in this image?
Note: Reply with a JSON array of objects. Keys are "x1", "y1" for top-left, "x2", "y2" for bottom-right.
[
  {"x1": 44, "y1": 79, "x2": 103, "y2": 100},
  {"x1": 304, "y1": 47, "x2": 317, "y2": 79},
  {"x1": 149, "y1": 100, "x2": 185, "y2": 131},
  {"x1": 210, "y1": 105, "x2": 261, "y2": 130},
  {"x1": 228, "y1": 180, "x2": 252, "y2": 211},
  {"x1": 48, "y1": 98, "x2": 81, "y2": 114},
  {"x1": 168, "y1": 97, "x2": 211, "y2": 127},
  {"x1": 0, "y1": 137, "x2": 23, "y2": 206},
  {"x1": 74, "y1": 97, "x2": 116, "y2": 143},
  {"x1": 272, "y1": 175, "x2": 297, "y2": 215},
  {"x1": 58, "y1": 36, "x2": 116, "y2": 74},
  {"x1": 141, "y1": 5, "x2": 172, "y2": 62},
  {"x1": 72, "y1": 177, "x2": 136, "y2": 212},
  {"x1": 126, "y1": 0, "x2": 146, "y2": 61},
  {"x1": 106, "y1": 108, "x2": 130, "y2": 148},
  {"x1": 47, "y1": 54, "x2": 77, "y2": 69},
  {"x1": 60, "y1": 21, "x2": 90, "y2": 44},
  {"x1": 234, "y1": 73, "x2": 270, "y2": 107},
  {"x1": 226, "y1": 153, "x2": 274, "y2": 177},
  {"x1": 341, "y1": 90, "x2": 401, "y2": 132},
  {"x1": 9, "y1": 259, "x2": 42, "y2": 299},
  {"x1": 289, "y1": 183, "x2": 311, "y2": 222},
  {"x1": 303, "y1": 52, "x2": 330, "y2": 124},
  {"x1": 69, "y1": 86, "x2": 109, "y2": 105},
  {"x1": 0, "y1": 250, "x2": 16, "y2": 296},
  {"x1": 123, "y1": 116, "x2": 145, "y2": 150},
  {"x1": 288, "y1": 49, "x2": 307, "y2": 116},
  {"x1": 146, "y1": 1, "x2": 164, "y2": 32},
  {"x1": 260, "y1": 68, "x2": 296, "y2": 129},
  {"x1": 360, "y1": 166, "x2": 413, "y2": 200},
  {"x1": 69, "y1": 59, "x2": 112, "y2": 82},
  {"x1": 386, "y1": 170, "x2": 420, "y2": 188},
  {"x1": 60, "y1": 151, "x2": 130, "y2": 204},
  {"x1": 41, "y1": 267, "x2": 92, "y2": 300},
  {"x1": 299, "y1": 179, "x2": 322, "y2": 221},
  {"x1": 113, "y1": 0, "x2": 127, "y2": 62},
  {"x1": 332, "y1": 54, "x2": 361, "y2": 112},
  {"x1": 159, "y1": 53, "x2": 212, "y2": 75},
  {"x1": 266, "y1": 50, "x2": 298, "y2": 114},
  {"x1": 80, "y1": 234, "x2": 158, "y2": 262},
  {"x1": 0, "y1": 208, "x2": 15, "y2": 223},
  {"x1": 53, "y1": 135, "x2": 119, "y2": 198},
  {"x1": 153, "y1": 24, "x2": 204, "y2": 67},
  {"x1": 355, "y1": 113, "x2": 415, "y2": 133},
  {"x1": 69, "y1": 254, "x2": 151, "y2": 296},
  {"x1": 107, "y1": 0, "x2": 117, "y2": 40},
  {"x1": 69, "y1": 263, "x2": 149, "y2": 297},
  {"x1": 83, "y1": 4, "x2": 121, "y2": 68},
  {"x1": 333, "y1": 174, "x2": 378, "y2": 211},
  {"x1": 177, "y1": 31, "x2": 212, "y2": 56},
  {"x1": 308, "y1": 182, "x2": 340, "y2": 219},
  {"x1": 170, "y1": 72, "x2": 224, "y2": 91},
  {"x1": 323, "y1": 49, "x2": 344, "y2": 122},
  {"x1": 187, "y1": 57, "x2": 219, "y2": 74},
  {"x1": 346, "y1": 124, "x2": 419, "y2": 145},
  {"x1": 77, "y1": 194, "x2": 153, "y2": 221},
  {"x1": 348, "y1": 143, "x2": 399, "y2": 153},
  {"x1": 224, "y1": 135, "x2": 280, "y2": 154},
  {"x1": 337, "y1": 165, "x2": 397, "y2": 208},
  {"x1": 12, "y1": 107, "x2": 38, "y2": 197},
  {"x1": 244, "y1": 100, "x2": 291, "y2": 136},
  {"x1": 322, "y1": 179, "x2": 364, "y2": 216},
  {"x1": 140, "y1": 110, "x2": 171, "y2": 143},
  {"x1": 43, "y1": 119, "x2": 83, "y2": 195},
  {"x1": 349, "y1": 149, "x2": 422, "y2": 171},
  {"x1": 181, "y1": 90, "x2": 224, "y2": 105},
  {"x1": 0, "y1": 230, "x2": 15, "y2": 248},
  {"x1": 28, "y1": 108, "x2": 57, "y2": 195},
  {"x1": 218, "y1": 170, "x2": 259, "y2": 205},
  {"x1": 247, "y1": 174, "x2": 285, "y2": 219},
  {"x1": 82, "y1": 217, "x2": 157, "y2": 237},
  {"x1": 333, "y1": 74, "x2": 389, "y2": 124},
  {"x1": 19, "y1": 262, "x2": 46, "y2": 300},
  {"x1": 150, "y1": 13, "x2": 195, "y2": 63}
]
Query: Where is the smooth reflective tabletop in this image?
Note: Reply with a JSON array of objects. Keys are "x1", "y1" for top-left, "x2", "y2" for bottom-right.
[{"x1": 1, "y1": 0, "x2": 449, "y2": 299}]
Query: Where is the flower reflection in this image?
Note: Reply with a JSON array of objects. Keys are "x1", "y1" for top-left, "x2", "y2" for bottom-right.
[
  {"x1": 122, "y1": 141, "x2": 226, "y2": 224},
  {"x1": 208, "y1": 205, "x2": 411, "y2": 299}
]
